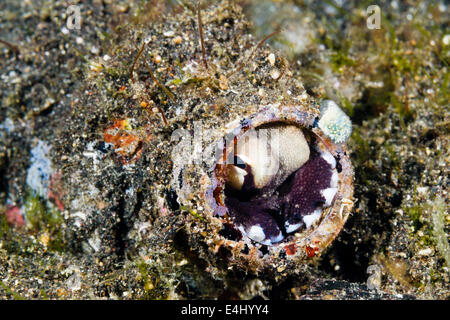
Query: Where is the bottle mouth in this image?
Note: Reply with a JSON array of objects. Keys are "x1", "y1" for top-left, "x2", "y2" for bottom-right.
[{"x1": 215, "y1": 121, "x2": 341, "y2": 246}]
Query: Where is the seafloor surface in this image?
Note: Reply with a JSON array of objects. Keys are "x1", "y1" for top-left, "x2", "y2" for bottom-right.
[{"x1": 0, "y1": 0, "x2": 448, "y2": 299}]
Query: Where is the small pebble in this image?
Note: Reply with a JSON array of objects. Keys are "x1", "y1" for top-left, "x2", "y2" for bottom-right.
[
  {"x1": 418, "y1": 248, "x2": 433, "y2": 257},
  {"x1": 91, "y1": 46, "x2": 99, "y2": 54},
  {"x1": 173, "y1": 36, "x2": 182, "y2": 45},
  {"x1": 270, "y1": 69, "x2": 280, "y2": 79},
  {"x1": 443, "y1": 34, "x2": 450, "y2": 46},
  {"x1": 163, "y1": 30, "x2": 175, "y2": 37},
  {"x1": 268, "y1": 53, "x2": 276, "y2": 66}
]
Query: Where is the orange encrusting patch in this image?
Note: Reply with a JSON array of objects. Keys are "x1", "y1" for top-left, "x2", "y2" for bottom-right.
[
  {"x1": 305, "y1": 245, "x2": 319, "y2": 258},
  {"x1": 103, "y1": 120, "x2": 143, "y2": 164},
  {"x1": 284, "y1": 243, "x2": 297, "y2": 256}
]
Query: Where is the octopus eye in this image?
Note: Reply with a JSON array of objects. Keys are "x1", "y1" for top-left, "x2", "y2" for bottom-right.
[
  {"x1": 233, "y1": 156, "x2": 247, "y2": 169},
  {"x1": 226, "y1": 162, "x2": 247, "y2": 191}
]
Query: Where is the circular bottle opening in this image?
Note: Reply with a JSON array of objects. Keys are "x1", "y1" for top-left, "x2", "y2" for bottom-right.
[{"x1": 215, "y1": 121, "x2": 341, "y2": 246}]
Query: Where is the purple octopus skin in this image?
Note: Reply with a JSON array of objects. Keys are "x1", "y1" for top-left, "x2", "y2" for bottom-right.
[
  {"x1": 225, "y1": 152, "x2": 336, "y2": 245},
  {"x1": 283, "y1": 154, "x2": 334, "y2": 227},
  {"x1": 225, "y1": 196, "x2": 283, "y2": 244}
]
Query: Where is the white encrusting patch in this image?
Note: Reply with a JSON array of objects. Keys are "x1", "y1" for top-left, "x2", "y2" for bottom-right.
[
  {"x1": 247, "y1": 225, "x2": 267, "y2": 243},
  {"x1": 321, "y1": 151, "x2": 336, "y2": 169},
  {"x1": 303, "y1": 209, "x2": 322, "y2": 229},
  {"x1": 318, "y1": 100, "x2": 352, "y2": 144},
  {"x1": 285, "y1": 221, "x2": 303, "y2": 233},
  {"x1": 330, "y1": 171, "x2": 339, "y2": 188},
  {"x1": 26, "y1": 140, "x2": 53, "y2": 198},
  {"x1": 322, "y1": 187, "x2": 338, "y2": 206}
]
